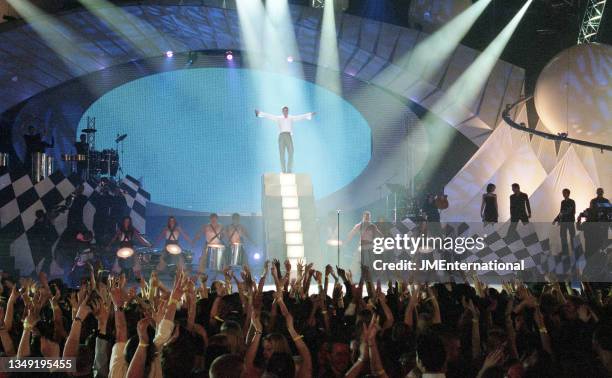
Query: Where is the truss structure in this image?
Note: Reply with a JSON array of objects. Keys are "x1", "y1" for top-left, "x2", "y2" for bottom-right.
[{"x1": 578, "y1": 0, "x2": 608, "y2": 43}]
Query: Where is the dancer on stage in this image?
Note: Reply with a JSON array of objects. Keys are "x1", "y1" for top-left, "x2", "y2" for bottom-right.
[
  {"x1": 345, "y1": 211, "x2": 383, "y2": 269},
  {"x1": 254, "y1": 106, "x2": 316, "y2": 173},
  {"x1": 224, "y1": 213, "x2": 254, "y2": 267},
  {"x1": 155, "y1": 216, "x2": 192, "y2": 273},
  {"x1": 193, "y1": 213, "x2": 225, "y2": 274}
]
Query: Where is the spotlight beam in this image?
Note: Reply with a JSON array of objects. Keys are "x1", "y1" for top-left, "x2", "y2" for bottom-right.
[
  {"x1": 432, "y1": 0, "x2": 533, "y2": 115},
  {"x1": 418, "y1": 0, "x2": 534, "y2": 185},
  {"x1": 374, "y1": 0, "x2": 492, "y2": 88},
  {"x1": 78, "y1": 0, "x2": 173, "y2": 56},
  {"x1": 316, "y1": 0, "x2": 341, "y2": 93},
  {"x1": 6, "y1": 0, "x2": 103, "y2": 73}
]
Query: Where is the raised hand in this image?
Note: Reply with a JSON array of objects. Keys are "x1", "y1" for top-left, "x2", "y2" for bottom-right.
[
  {"x1": 363, "y1": 314, "x2": 380, "y2": 344},
  {"x1": 284, "y1": 259, "x2": 292, "y2": 273},
  {"x1": 481, "y1": 348, "x2": 505, "y2": 371},
  {"x1": 314, "y1": 271, "x2": 323, "y2": 284},
  {"x1": 137, "y1": 317, "x2": 153, "y2": 344}
]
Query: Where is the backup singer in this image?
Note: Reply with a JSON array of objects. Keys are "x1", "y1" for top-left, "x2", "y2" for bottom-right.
[
  {"x1": 254, "y1": 106, "x2": 316, "y2": 173},
  {"x1": 193, "y1": 213, "x2": 225, "y2": 274},
  {"x1": 154, "y1": 216, "x2": 192, "y2": 272},
  {"x1": 23, "y1": 125, "x2": 54, "y2": 174}
]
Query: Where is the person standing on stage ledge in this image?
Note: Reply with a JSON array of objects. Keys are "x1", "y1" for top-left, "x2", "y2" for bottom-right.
[
  {"x1": 254, "y1": 106, "x2": 316, "y2": 173},
  {"x1": 508, "y1": 183, "x2": 531, "y2": 237},
  {"x1": 193, "y1": 213, "x2": 225, "y2": 274},
  {"x1": 553, "y1": 188, "x2": 576, "y2": 257}
]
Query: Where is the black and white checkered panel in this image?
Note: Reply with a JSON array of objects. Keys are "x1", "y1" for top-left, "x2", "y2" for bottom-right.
[
  {"x1": 0, "y1": 171, "x2": 81, "y2": 274},
  {"x1": 455, "y1": 222, "x2": 551, "y2": 279},
  {"x1": 81, "y1": 180, "x2": 98, "y2": 233},
  {"x1": 120, "y1": 175, "x2": 150, "y2": 234}
]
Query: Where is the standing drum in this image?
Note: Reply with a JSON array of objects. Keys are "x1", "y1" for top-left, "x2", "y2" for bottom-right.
[
  {"x1": 229, "y1": 243, "x2": 245, "y2": 266},
  {"x1": 206, "y1": 245, "x2": 225, "y2": 271},
  {"x1": 31, "y1": 152, "x2": 53, "y2": 182}
]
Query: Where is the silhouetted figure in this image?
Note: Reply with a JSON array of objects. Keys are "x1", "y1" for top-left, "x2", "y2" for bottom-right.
[
  {"x1": 553, "y1": 188, "x2": 576, "y2": 257},
  {"x1": 481, "y1": 183, "x2": 498, "y2": 225},
  {"x1": 508, "y1": 183, "x2": 531, "y2": 237},
  {"x1": 23, "y1": 125, "x2": 53, "y2": 173},
  {"x1": 29, "y1": 210, "x2": 55, "y2": 274},
  {"x1": 590, "y1": 187, "x2": 610, "y2": 208},
  {"x1": 74, "y1": 133, "x2": 89, "y2": 179},
  {"x1": 66, "y1": 185, "x2": 88, "y2": 233}
]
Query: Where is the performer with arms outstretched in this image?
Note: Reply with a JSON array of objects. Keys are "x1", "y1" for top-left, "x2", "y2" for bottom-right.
[{"x1": 255, "y1": 106, "x2": 316, "y2": 173}]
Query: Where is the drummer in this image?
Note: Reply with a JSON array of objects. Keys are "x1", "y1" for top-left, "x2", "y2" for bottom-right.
[
  {"x1": 193, "y1": 213, "x2": 225, "y2": 275},
  {"x1": 23, "y1": 125, "x2": 54, "y2": 174},
  {"x1": 224, "y1": 213, "x2": 254, "y2": 268},
  {"x1": 107, "y1": 216, "x2": 152, "y2": 280},
  {"x1": 74, "y1": 133, "x2": 89, "y2": 179},
  {"x1": 154, "y1": 216, "x2": 192, "y2": 273}
]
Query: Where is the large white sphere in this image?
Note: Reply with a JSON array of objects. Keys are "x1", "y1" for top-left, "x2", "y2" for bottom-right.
[{"x1": 534, "y1": 43, "x2": 612, "y2": 145}]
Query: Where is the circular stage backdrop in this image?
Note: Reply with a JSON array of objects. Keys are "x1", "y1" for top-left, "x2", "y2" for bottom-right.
[{"x1": 79, "y1": 68, "x2": 372, "y2": 213}]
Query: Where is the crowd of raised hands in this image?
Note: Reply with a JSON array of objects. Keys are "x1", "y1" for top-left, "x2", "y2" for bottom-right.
[{"x1": 0, "y1": 260, "x2": 611, "y2": 378}]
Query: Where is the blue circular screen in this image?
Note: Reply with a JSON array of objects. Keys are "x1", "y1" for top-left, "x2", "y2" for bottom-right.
[{"x1": 79, "y1": 68, "x2": 371, "y2": 213}]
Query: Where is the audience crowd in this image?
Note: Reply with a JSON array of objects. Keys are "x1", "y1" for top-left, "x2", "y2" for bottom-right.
[{"x1": 0, "y1": 260, "x2": 611, "y2": 378}]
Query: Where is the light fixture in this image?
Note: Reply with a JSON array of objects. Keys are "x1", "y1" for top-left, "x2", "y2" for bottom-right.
[
  {"x1": 253, "y1": 252, "x2": 261, "y2": 260},
  {"x1": 166, "y1": 50, "x2": 174, "y2": 58},
  {"x1": 116, "y1": 241, "x2": 135, "y2": 258},
  {"x1": 165, "y1": 241, "x2": 182, "y2": 255},
  {"x1": 226, "y1": 50, "x2": 234, "y2": 61},
  {"x1": 287, "y1": 55, "x2": 294, "y2": 63}
]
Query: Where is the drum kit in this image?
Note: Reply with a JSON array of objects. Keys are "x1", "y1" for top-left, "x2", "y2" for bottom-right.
[{"x1": 61, "y1": 125, "x2": 126, "y2": 180}]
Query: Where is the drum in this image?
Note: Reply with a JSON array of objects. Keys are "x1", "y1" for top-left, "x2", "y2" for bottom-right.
[
  {"x1": 31, "y1": 152, "x2": 53, "y2": 182},
  {"x1": 207, "y1": 245, "x2": 225, "y2": 271},
  {"x1": 229, "y1": 243, "x2": 245, "y2": 266},
  {"x1": 0, "y1": 152, "x2": 8, "y2": 168},
  {"x1": 100, "y1": 149, "x2": 119, "y2": 176},
  {"x1": 183, "y1": 249, "x2": 193, "y2": 266},
  {"x1": 75, "y1": 154, "x2": 87, "y2": 161}
]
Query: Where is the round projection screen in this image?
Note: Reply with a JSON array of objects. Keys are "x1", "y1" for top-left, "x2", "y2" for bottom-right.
[{"x1": 78, "y1": 68, "x2": 372, "y2": 213}]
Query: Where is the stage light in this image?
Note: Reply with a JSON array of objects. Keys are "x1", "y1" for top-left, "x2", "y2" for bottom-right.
[
  {"x1": 287, "y1": 245, "x2": 305, "y2": 258},
  {"x1": 283, "y1": 208, "x2": 300, "y2": 220},
  {"x1": 226, "y1": 51, "x2": 234, "y2": 61},
  {"x1": 287, "y1": 55, "x2": 294, "y2": 63},
  {"x1": 280, "y1": 185, "x2": 298, "y2": 197},
  {"x1": 282, "y1": 196, "x2": 299, "y2": 208},
  {"x1": 284, "y1": 220, "x2": 302, "y2": 232},
  {"x1": 253, "y1": 252, "x2": 261, "y2": 260},
  {"x1": 166, "y1": 50, "x2": 174, "y2": 58},
  {"x1": 285, "y1": 232, "x2": 303, "y2": 245},
  {"x1": 279, "y1": 173, "x2": 296, "y2": 185},
  {"x1": 165, "y1": 241, "x2": 181, "y2": 255},
  {"x1": 116, "y1": 241, "x2": 135, "y2": 259}
]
